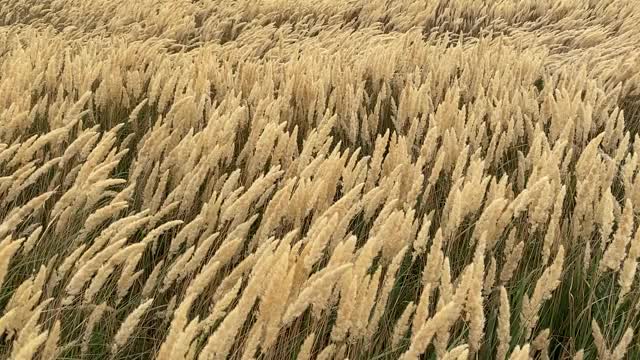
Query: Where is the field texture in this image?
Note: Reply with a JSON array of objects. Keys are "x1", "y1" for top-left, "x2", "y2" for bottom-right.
[{"x1": 1, "y1": 0, "x2": 640, "y2": 359}]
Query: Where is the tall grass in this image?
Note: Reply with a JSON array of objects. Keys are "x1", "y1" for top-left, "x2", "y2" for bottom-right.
[{"x1": 1, "y1": 0, "x2": 640, "y2": 359}]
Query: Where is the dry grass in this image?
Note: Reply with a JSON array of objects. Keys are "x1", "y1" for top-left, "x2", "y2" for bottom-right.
[{"x1": 1, "y1": 0, "x2": 640, "y2": 359}]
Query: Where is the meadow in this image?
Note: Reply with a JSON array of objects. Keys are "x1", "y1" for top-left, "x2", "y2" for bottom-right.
[{"x1": 1, "y1": 0, "x2": 640, "y2": 359}]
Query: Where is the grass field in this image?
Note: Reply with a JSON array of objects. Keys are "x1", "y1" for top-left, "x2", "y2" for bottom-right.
[{"x1": 1, "y1": 0, "x2": 640, "y2": 359}]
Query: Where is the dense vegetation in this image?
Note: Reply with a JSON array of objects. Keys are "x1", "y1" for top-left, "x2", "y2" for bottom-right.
[{"x1": 1, "y1": 0, "x2": 640, "y2": 359}]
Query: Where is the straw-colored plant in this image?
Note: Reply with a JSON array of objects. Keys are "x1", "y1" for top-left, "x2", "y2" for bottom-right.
[{"x1": 1, "y1": 0, "x2": 640, "y2": 359}]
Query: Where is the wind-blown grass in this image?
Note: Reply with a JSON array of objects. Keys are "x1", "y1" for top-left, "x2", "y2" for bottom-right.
[{"x1": 1, "y1": 0, "x2": 640, "y2": 359}]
